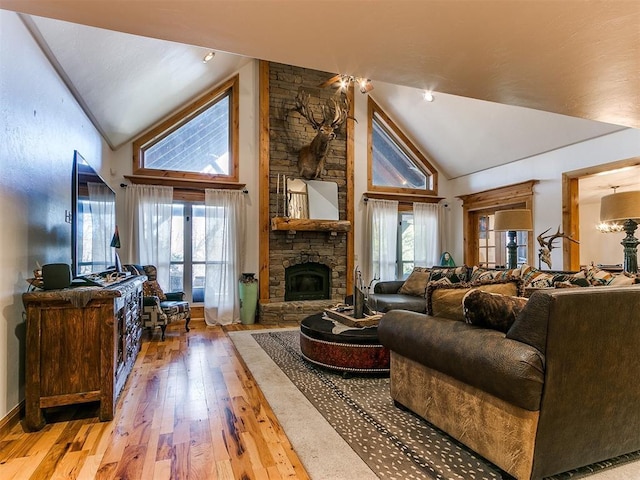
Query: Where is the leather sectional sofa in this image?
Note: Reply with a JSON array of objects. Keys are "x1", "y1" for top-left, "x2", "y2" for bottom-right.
[{"x1": 378, "y1": 284, "x2": 640, "y2": 479}]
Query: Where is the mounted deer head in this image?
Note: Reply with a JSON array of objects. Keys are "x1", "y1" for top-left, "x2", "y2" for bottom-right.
[
  {"x1": 536, "y1": 226, "x2": 579, "y2": 269},
  {"x1": 293, "y1": 90, "x2": 350, "y2": 179}
]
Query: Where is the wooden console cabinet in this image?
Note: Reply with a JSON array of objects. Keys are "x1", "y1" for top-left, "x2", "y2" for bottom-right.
[{"x1": 22, "y1": 276, "x2": 145, "y2": 431}]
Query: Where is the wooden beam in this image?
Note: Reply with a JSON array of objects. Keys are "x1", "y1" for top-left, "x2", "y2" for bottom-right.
[
  {"x1": 258, "y1": 61, "x2": 271, "y2": 303},
  {"x1": 346, "y1": 85, "x2": 355, "y2": 294}
]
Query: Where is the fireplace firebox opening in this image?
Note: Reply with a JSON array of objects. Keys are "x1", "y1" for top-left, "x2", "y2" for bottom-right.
[{"x1": 285, "y1": 262, "x2": 331, "y2": 301}]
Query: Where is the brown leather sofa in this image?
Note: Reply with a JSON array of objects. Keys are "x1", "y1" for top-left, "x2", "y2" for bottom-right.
[{"x1": 378, "y1": 285, "x2": 640, "y2": 479}]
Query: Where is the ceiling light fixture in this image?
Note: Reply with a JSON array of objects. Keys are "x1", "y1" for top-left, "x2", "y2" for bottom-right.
[
  {"x1": 423, "y1": 91, "x2": 434, "y2": 102},
  {"x1": 202, "y1": 51, "x2": 215, "y2": 63},
  {"x1": 337, "y1": 75, "x2": 373, "y2": 94}
]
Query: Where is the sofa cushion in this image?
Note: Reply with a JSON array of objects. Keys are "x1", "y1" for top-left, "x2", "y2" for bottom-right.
[
  {"x1": 398, "y1": 267, "x2": 431, "y2": 296},
  {"x1": 378, "y1": 310, "x2": 545, "y2": 411},
  {"x1": 426, "y1": 279, "x2": 523, "y2": 321},
  {"x1": 369, "y1": 293, "x2": 427, "y2": 313},
  {"x1": 463, "y1": 290, "x2": 528, "y2": 332}
]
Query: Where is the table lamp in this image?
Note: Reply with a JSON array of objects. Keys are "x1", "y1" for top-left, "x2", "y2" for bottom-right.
[
  {"x1": 494, "y1": 209, "x2": 533, "y2": 269},
  {"x1": 600, "y1": 191, "x2": 640, "y2": 273}
]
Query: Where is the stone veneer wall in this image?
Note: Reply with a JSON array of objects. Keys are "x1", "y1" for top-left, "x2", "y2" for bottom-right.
[{"x1": 266, "y1": 62, "x2": 349, "y2": 309}]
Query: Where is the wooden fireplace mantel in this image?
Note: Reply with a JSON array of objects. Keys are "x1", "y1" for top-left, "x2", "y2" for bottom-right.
[{"x1": 271, "y1": 217, "x2": 351, "y2": 233}]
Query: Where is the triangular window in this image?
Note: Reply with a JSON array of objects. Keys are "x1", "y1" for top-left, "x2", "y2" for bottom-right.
[
  {"x1": 368, "y1": 97, "x2": 437, "y2": 195},
  {"x1": 133, "y1": 76, "x2": 238, "y2": 182}
]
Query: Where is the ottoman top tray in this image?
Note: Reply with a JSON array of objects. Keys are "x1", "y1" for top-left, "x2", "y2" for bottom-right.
[{"x1": 301, "y1": 313, "x2": 381, "y2": 345}]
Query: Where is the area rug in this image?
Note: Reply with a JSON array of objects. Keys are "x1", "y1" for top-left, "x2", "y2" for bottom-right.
[{"x1": 229, "y1": 329, "x2": 640, "y2": 480}]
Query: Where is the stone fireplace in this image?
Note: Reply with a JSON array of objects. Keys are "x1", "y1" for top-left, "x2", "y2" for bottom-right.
[{"x1": 258, "y1": 62, "x2": 352, "y2": 325}]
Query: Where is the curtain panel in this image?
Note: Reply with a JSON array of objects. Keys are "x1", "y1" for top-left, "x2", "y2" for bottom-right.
[
  {"x1": 204, "y1": 189, "x2": 246, "y2": 326},
  {"x1": 413, "y1": 202, "x2": 442, "y2": 267},
  {"x1": 124, "y1": 184, "x2": 173, "y2": 289},
  {"x1": 363, "y1": 198, "x2": 398, "y2": 283}
]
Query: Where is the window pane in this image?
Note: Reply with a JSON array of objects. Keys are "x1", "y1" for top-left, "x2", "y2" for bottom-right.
[
  {"x1": 192, "y1": 205, "x2": 206, "y2": 262},
  {"x1": 145, "y1": 96, "x2": 230, "y2": 174},
  {"x1": 372, "y1": 118, "x2": 427, "y2": 189},
  {"x1": 170, "y1": 264, "x2": 183, "y2": 292},
  {"x1": 192, "y1": 263, "x2": 205, "y2": 303},
  {"x1": 401, "y1": 213, "x2": 414, "y2": 263},
  {"x1": 171, "y1": 204, "x2": 184, "y2": 262}
]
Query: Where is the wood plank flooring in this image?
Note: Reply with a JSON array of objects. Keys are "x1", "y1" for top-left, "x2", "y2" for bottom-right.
[{"x1": 0, "y1": 319, "x2": 310, "y2": 480}]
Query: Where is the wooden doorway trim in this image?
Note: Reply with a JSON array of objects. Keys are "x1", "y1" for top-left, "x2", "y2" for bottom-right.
[
  {"x1": 562, "y1": 156, "x2": 640, "y2": 271},
  {"x1": 457, "y1": 180, "x2": 537, "y2": 267}
]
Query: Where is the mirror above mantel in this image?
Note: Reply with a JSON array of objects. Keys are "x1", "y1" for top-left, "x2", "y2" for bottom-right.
[{"x1": 271, "y1": 178, "x2": 350, "y2": 233}]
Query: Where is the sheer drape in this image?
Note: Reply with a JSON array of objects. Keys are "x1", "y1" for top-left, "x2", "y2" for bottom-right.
[
  {"x1": 124, "y1": 184, "x2": 173, "y2": 289},
  {"x1": 363, "y1": 198, "x2": 398, "y2": 283},
  {"x1": 204, "y1": 189, "x2": 246, "y2": 326},
  {"x1": 413, "y1": 202, "x2": 441, "y2": 267},
  {"x1": 87, "y1": 182, "x2": 116, "y2": 272}
]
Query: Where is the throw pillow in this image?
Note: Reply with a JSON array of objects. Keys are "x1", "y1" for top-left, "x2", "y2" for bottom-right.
[
  {"x1": 462, "y1": 290, "x2": 528, "y2": 333},
  {"x1": 398, "y1": 267, "x2": 431, "y2": 296},
  {"x1": 426, "y1": 278, "x2": 523, "y2": 321},
  {"x1": 608, "y1": 272, "x2": 637, "y2": 286},
  {"x1": 429, "y1": 265, "x2": 469, "y2": 284},
  {"x1": 584, "y1": 265, "x2": 614, "y2": 286},
  {"x1": 469, "y1": 266, "x2": 521, "y2": 283},
  {"x1": 520, "y1": 264, "x2": 557, "y2": 288},
  {"x1": 552, "y1": 272, "x2": 590, "y2": 287},
  {"x1": 143, "y1": 280, "x2": 166, "y2": 300}
]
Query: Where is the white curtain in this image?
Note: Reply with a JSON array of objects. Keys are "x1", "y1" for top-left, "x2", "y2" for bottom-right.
[
  {"x1": 124, "y1": 184, "x2": 173, "y2": 289},
  {"x1": 414, "y1": 202, "x2": 441, "y2": 267},
  {"x1": 204, "y1": 189, "x2": 246, "y2": 326},
  {"x1": 87, "y1": 182, "x2": 116, "y2": 272},
  {"x1": 363, "y1": 198, "x2": 398, "y2": 283}
]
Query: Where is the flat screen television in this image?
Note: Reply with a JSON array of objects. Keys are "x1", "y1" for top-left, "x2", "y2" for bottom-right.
[{"x1": 71, "y1": 150, "x2": 117, "y2": 277}]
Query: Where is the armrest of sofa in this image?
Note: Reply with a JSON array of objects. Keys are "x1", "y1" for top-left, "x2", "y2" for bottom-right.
[
  {"x1": 525, "y1": 285, "x2": 640, "y2": 478},
  {"x1": 373, "y1": 280, "x2": 405, "y2": 294}
]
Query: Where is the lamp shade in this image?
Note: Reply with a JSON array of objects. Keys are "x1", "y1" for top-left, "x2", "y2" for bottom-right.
[
  {"x1": 600, "y1": 191, "x2": 640, "y2": 222},
  {"x1": 494, "y1": 209, "x2": 533, "y2": 231}
]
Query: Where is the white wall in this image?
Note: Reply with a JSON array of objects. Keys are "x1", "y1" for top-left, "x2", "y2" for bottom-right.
[
  {"x1": 109, "y1": 61, "x2": 261, "y2": 276},
  {"x1": 443, "y1": 128, "x2": 640, "y2": 269},
  {"x1": 0, "y1": 11, "x2": 108, "y2": 420}
]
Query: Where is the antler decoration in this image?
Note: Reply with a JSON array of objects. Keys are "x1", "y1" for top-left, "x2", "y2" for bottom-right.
[
  {"x1": 536, "y1": 227, "x2": 579, "y2": 269},
  {"x1": 292, "y1": 89, "x2": 351, "y2": 179}
]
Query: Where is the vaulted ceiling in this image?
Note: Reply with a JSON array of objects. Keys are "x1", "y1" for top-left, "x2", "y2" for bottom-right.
[{"x1": 3, "y1": 1, "x2": 638, "y2": 179}]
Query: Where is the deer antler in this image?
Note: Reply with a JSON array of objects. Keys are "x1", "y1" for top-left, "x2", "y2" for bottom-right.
[
  {"x1": 294, "y1": 90, "x2": 322, "y2": 129},
  {"x1": 538, "y1": 226, "x2": 579, "y2": 251}
]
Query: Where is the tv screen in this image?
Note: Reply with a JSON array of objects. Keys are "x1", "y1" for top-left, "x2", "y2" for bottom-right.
[{"x1": 71, "y1": 150, "x2": 116, "y2": 277}]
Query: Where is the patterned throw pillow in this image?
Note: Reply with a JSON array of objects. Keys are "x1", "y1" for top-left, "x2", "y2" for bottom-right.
[
  {"x1": 520, "y1": 264, "x2": 557, "y2": 288},
  {"x1": 552, "y1": 271, "x2": 590, "y2": 287},
  {"x1": 585, "y1": 265, "x2": 615, "y2": 286},
  {"x1": 462, "y1": 290, "x2": 528, "y2": 333},
  {"x1": 469, "y1": 266, "x2": 521, "y2": 283},
  {"x1": 143, "y1": 280, "x2": 166, "y2": 300},
  {"x1": 608, "y1": 272, "x2": 637, "y2": 286},
  {"x1": 426, "y1": 279, "x2": 523, "y2": 321},
  {"x1": 429, "y1": 265, "x2": 469, "y2": 284},
  {"x1": 398, "y1": 267, "x2": 431, "y2": 296}
]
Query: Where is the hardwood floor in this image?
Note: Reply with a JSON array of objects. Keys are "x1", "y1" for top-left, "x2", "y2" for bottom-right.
[{"x1": 0, "y1": 319, "x2": 310, "y2": 480}]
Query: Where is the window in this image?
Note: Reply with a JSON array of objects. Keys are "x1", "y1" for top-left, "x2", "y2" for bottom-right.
[
  {"x1": 476, "y1": 212, "x2": 529, "y2": 268},
  {"x1": 170, "y1": 202, "x2": 206, "y2": 303},
  {"x1": 367, "y1": 97, "x2": 437, "y2": 196},
  {"x1": 133, "y1": 75, "x2": 239, "y2": 183}
]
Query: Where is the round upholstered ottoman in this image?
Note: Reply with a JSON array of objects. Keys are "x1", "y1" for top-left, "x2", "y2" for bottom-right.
[{"x1": 299, "y1": 313, "x2": 389, "y2": 375}]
